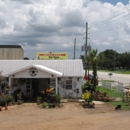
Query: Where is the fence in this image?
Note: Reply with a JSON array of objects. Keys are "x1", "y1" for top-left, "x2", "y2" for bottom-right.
[{"x1": 99, "y1": 81, "x2": 130, "y2": 93}]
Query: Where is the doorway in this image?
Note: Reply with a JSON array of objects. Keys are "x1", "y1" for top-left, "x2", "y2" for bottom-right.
[{"x1": 31, "y1": 78, "x2": 50, "y2": 100}]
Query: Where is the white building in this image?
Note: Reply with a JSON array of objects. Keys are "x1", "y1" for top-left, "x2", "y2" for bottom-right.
[{"x1": 0, "y1": 60, "x2": 84, "y2": 98}]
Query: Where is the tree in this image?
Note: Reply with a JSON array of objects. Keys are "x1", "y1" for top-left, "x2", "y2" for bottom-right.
[
  {"x1": 99, "y1": 49, "x2": 118, "y2": 69},
  {"x1": 85, "y1": 49, "x2": 99, "y2": 91},
  {"x1": 24, "y1": 57, "x2": 29, "y2": 60},
  {"x1": 97, "y1": 52, "x2": 104, "y2": 69}
]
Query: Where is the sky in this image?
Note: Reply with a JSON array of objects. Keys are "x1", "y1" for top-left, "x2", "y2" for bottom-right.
[{"x1": 0, "y1": 0, "x2": 130, "y2": 59}]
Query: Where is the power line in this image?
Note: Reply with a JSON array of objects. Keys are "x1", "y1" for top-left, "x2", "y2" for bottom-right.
[
  {"x1": 88, "y1": 0, "x2": 129, "y2": 24},
  {"x1": 91, "y1": 13, "x2": 130, "y2": 28},
  {"x1": 74, "y1": 27, "x2": 86, "y2": 44},
  {"x1": 90, "y1": 24, "x2": 130, "y2": 33},
  {"x1": 90, "y1": 8, "x2": 130, "y2": 27},
  {"x1": 76, "y1": 35, "x2": 85, "y2": 43}
]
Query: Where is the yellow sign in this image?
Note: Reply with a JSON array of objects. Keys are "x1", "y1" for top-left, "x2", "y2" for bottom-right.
[{"x1": 36, "y1": 52, "x2": 68, "y2": 60}]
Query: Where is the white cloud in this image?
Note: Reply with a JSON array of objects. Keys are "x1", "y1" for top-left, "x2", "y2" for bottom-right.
[
  {"x1": 102, "y1": 41, "x2": 111, "y2": 46},
  {"x1": 0, "y1": 0, "x2": 130, "y2": 59}
]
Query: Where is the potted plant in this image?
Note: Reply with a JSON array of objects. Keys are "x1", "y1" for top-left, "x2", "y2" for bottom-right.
[
  {"x1": 37, "y1": 96, "x2": 42, "y2": 105},
  {"x1": 42, "y1": 102, "x2": 49, "y2": 108}
]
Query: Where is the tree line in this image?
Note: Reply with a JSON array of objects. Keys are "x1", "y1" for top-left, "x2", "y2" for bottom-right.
[
  {"x1": 81, "y1": 49, "x2": 130, "y2": 71},
  {"x1": 98, "y1": 49, "x2": 130, "y2": 70}
]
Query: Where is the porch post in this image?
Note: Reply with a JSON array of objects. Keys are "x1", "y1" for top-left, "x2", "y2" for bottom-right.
[
  {"x1": 9, "y1": 76, "x2": 11, "y2": 94},
  {"x1": 56, "y1": 77, "x2": 58, "y2": 94}
]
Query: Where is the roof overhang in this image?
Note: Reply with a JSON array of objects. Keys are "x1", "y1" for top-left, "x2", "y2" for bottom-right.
[{"x1": 6, "y1": 64, "x2": 63, "y2": 77}]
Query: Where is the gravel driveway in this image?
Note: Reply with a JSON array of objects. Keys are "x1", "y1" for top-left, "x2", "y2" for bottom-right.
[{"x1": 0, "y1": 102, "x2": 130, "y2": 130}]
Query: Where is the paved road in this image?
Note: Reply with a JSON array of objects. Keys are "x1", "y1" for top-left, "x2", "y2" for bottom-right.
[{"x1": 89, "y1": 71, "x2": 130, "y2": 85}]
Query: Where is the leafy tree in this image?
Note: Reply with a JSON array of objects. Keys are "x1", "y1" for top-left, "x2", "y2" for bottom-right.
[
  {"x1": 85, "y1": 49, "x2": 99, "y2": 91},
  {"x1": 24, "y1": 57, "x2": 29, "y2": 60},
  {"x1": 97, "y1": 52, "x2": 104, "y2": 69},
  {"x1": 118, "y1": 51, "x2": 130, "y2": 70},
  {"x1": 99, "y1": 49, "x2": 118, "y2": 70}
]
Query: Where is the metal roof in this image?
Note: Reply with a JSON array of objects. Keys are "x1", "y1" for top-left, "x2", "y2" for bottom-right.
[
  {"x1": 0, "y1": 45, "x2": 23, "y2": 51},
  {"x1": 0, "y1": 60, "x2": 84, "y2": 77}
]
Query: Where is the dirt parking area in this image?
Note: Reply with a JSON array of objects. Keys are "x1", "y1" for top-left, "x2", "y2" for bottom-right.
[{"x1": 0, "y1": 102, "x2": 130, "y2": 130}]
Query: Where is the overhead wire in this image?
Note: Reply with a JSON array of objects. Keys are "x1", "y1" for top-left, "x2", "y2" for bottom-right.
[
  {"x1": 93, "y1": 14, "x2": 130, "y2": 29},
  {"x1": 90, "y1": 8, "x2": 130, "y2": 28},
  {"x1": 90, "y1": 24, "x2": 130, "y2": 33},
  {"x1": 88, "y1": 0, "x2": 129, "y2": 25}
]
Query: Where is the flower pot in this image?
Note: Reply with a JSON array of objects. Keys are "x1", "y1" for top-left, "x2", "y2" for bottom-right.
[{"x1": 37, "y1": 100, "x2": 41, "y2": 105}]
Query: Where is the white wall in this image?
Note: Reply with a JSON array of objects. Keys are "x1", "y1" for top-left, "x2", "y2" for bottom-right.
[
  {"x1": 58, "y1": 77, "x2": 82, "y2": 98},
  {"x1": 11, "y1": 69, "x2": 55, "y2": 78}
]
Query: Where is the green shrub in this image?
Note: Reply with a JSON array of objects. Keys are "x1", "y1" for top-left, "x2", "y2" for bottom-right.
[
  {"x1": 37, "y1": 96, "x2": 42, "y2": 101},
  {"x1": 42, "y1": 102, "x2": 49, "y2": 107},
  {"x1": 55, "y1": 94, "x2": 61, "y2": 102},
  {"x1": 8, "y1": 95, "x2": 14, "y2": 102},
  {"x1": 0, "y1": 96, "x2": 7, "y2": 106}
]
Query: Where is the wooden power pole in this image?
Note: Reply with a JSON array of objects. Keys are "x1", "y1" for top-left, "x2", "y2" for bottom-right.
[{"x1": 85, "y1": 22, "x2": 88, "y2": 75}]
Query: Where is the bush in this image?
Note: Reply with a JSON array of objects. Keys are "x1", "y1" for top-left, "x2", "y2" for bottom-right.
[
  {"x1": 0, "y1": 95, "x2": 15, "y2": 106},
  {"x1": 55, "y1": 94, "x2": 61, "y2": 102},
  {"x1": 42, "y1": 102, "x2": 49, "y2": 108},
  {"x1": 37, "y1": 96, "x2": 42, "y2": 101}
]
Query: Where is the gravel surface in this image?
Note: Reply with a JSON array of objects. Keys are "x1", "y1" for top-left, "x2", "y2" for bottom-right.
[{"x1": 0, "y1": 102, "x2": 130, "y2": 130}]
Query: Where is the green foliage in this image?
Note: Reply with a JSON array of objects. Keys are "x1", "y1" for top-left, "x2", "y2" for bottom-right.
[
  {"x1": 108, "y1": 101, "x2": 130, "y2": 110},
  {"x1": 96, "y1": 87, "x2": 130, "y2": 110},
  {"x1": 96, "y1": 87, "x2": 122, "y2": 98},
  {"x1": 55, "y1": 94, "x2": 61, "y2": 102},
  {"x1": 37, "y1": 96, "x2": 42, "y2": 101},
  {"x1": 0, "y1": 95, "x2": 14, "y2": 106},
  {"x1": 42, "y1": 102, "x2": 49, "y2": 107},
  {"x1": 8, "y1": 95, "x2": 14, "y2": 102},
  {"x1": 102, "y1": 80, "x2": 115, "y2": 82},
  {"x1": 87, "y1": 49, "x2": 98, "y2": 91},
  {"x1": 98, "y1": 49, "x2": 130, "y2": 70}
]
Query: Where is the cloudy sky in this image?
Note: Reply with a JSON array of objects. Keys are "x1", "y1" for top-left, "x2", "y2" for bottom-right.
[{"x1": 0, "y1": 0, "x2": 130, "y2": 59}]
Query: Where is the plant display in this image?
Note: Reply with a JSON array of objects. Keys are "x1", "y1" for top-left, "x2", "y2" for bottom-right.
[
  {"x1": 37, "y1": 96, "x2": 42, "y2": 101},
  {"x1": 42, "y1": 102, "x2": 49, "y2": 108},
  {"x1": 37, "y1": 88, "x2": 61, "y2": 108},
  {"x1": 0, "y1": 94, "x2": 14, "y2": 106},
  {"x1": 82, "y1": 78, "x2": 94, "y2": 94}
]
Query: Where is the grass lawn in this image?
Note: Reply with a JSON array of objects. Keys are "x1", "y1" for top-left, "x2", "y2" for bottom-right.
[
  {"x1": 97, "y1": 86, "x2": 130, "y2": 110},
  {"x1": 97, "y1": 70, "x2": 130, "y2": 74},
  {"x1": 102, "y1": 80, "x2": 115, "y2": 82}
]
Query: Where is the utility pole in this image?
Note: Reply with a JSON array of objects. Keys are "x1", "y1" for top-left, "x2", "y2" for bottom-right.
[
  {"x1": 85, "y1": 22, "x2": 88, "y2": 75},
  {"x1": 73, "y1": 38, "x2": 76, "y2": 59}
]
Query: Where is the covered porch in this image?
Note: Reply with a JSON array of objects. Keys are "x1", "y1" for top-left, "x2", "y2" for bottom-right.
[{"x1": 7, "y1": 65, "x2": 63, "y2": 101}]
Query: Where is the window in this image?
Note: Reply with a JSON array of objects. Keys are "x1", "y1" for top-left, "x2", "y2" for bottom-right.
[{"x1": 66, "y1": 80, "x2": 72, "y2": 89}]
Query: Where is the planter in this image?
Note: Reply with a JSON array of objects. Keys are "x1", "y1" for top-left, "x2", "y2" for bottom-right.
[
  {"x1": 37, "y1": 100, "x2": 41, "y2": 105},
  {"x1": 17, "y1": 100, "x2": 23, "y2": 105}
]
